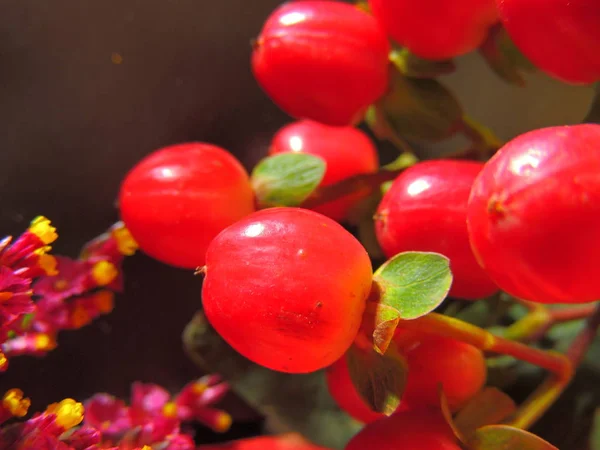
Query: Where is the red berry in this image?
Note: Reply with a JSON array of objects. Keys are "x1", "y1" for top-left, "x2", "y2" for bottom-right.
[
  {"x1": 467, "y1": 124, "x2": 600, "y2": 304},
  {"x1": 119, "y1": 143, "x2": 255, "y2": 269},
  {"x1": 252, "y1": 1, "x2": 391, "y2": 126},
  {"x1": 400, "y1": 334, "x2": 487, "y2": 412},
  {"x1": 325, "y1": 355, "x2": 386, "y2": 423},
  {"x1": 345, "y1": 407, "x2": 460, "y2": 450},
  {"x1": 269, "y1": 120, "x2": 379, "y2": 221},
  {"x1": 368, "y1": 0, "x2": 498, "y2": 60},
  {"x1": 375, "y1": 160, "x2": 498, "y2": 300},
  {"x1": 202, "y1": 208, "x2": 373, "y2": 373},
  {"x1": 496, "y1": 0, "x2": 600, "y2": 84}
]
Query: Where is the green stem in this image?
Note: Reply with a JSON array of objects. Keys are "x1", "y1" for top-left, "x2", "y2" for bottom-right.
[
  {"x1": 505, "y1": 303, "x2": 600, "y2": 429},
  {"x1": 396, "y1": 312, "x2": 573, "y2": 430},
  {"x1": 458, "y1": 115, "x2": 504, "y2": 159}
]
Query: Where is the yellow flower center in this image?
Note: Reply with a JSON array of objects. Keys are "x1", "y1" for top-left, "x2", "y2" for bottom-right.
[
  {"x1": 35, "y1": 334, "x2": 57, "y2": 351},
  {"x1": 92, "y1": 261, "x2": 118, "y2": 286},
  {"x1": 3, "y1": 389, "x2": 31, "y2": 417},
  {"x1": 215, "y1": 412, "x2": 232, "y2": 432},
  {"x1": 45, "y1": 398, "x2": 84, "y2": 430},
  {"x1": 36, "y1": 252, "x2": 58, "y2": 276},
  {"x1": 162, "y1": 401, "x2": 178, "y2": 418},
  {"x1": 29, "y1": 217, "x2": 58, "y2": 245},
  {"x1": 113, "y1": 225, "x2": 138, "y2": 256},
  {"x1": 192, "y1": 381, "x2": 208, "y2": 395}
]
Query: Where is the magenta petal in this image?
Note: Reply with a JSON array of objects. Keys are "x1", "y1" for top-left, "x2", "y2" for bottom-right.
[
  {"x1": 84, "y1": 393, "x2": 131, "y2": 435},
  {"x1": 130, "y1": 383, "x2": 171, "y2": 416}
]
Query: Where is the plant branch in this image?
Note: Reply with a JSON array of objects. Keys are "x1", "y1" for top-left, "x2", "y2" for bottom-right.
[
  {"x1": 396, "y1": 312, "x2": 573, "y2": 431},
  {"x1": 301, "y1": 156, "x2": 416, "y2": 209},
  {"x1": 505, "y1": 303, "x2": 600, "y2": 429}
]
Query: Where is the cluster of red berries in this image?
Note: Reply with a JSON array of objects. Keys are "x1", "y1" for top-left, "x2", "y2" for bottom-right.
[{"x1": 117, "y1": 0, "x2": 599, "y2": 448}]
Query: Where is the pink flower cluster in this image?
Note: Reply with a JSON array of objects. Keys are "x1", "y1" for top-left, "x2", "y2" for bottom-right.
[
  {"x1": 0, "y1": 218, "x2": 136, "y2": 370},
  {"x1": 0, "y1": 376, "x2": 231, "y2": 449}
]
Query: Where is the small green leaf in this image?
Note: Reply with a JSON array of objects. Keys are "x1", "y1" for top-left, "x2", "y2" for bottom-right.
[
  {"x1": 454, "y1": 388, "x2": 517, "y2": 440},
  {"x1": 468, "y1": 425, "x2": 558, "y2": 450},
  {"x1": 366, "y1": 68, "x2": 464, "y2": 143},
  {"x1": 251, "y1": 153, "x2": 326, "y2": 208},
  {"x1": 347, "y1": 344, "x2": 408, "y2": 415},
  {"x1": 389, "y1": 47, "x2": 456, "y2": 79},
  {"x1": 373, "y1": 251, "x2": 453, "y2": 320}
]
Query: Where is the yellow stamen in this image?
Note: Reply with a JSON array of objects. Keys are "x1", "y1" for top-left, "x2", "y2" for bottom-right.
[
  {"x1": 0, "y1": 351, "x2": 7, "y2": 370},
  {"x1": 192, "y1": 381, "x2": 208, "y2": 395},
  {"x1": 94, "y1": 291, "x2": 114, "y2": 314},
  {"x1": 36, "y1": 252, "x2": 58, "y2": 276},
  {"x1": 35, "y1": 334, "x2": 57, "y2": 351},
  {"x1": 29, "y1": 217, "x2": 58, "y2": 245},
  {"x1": 91, "y1": 261, "x2": 118, "y2": 286},
  {"x1": 113, "y1": 225, "x2": 138, "y2": 256},
  {"x1": 162, "y1": 401, "x2": 178, "y2": 418},
  {"x1": 215, "y1": 412, "x2": 232, "y2": 432},
  {"x1": 141, "y1": 446, "x2": 152, "y2": 450},
  {"x1": 3, "y1": 389, "x2": 31, "y2": 417},
  {"x1": 71, "y1": 305, "x2": 91, "y2": 329},
  {"x1": 45, "y1": 398, "x2": 84, "y2": 430}
]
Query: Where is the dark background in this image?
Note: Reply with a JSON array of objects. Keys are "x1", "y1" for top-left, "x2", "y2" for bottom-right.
[
  {"x1": 0, "y1": 0, "x2": 597, "y2": 447},
  {"x1": 0, "y1": 0, "x2": 290, "y2": 435}
]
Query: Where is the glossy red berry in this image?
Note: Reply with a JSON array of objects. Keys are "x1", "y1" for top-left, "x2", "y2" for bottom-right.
[
  {"x1": 345, "y1": 407, "x2": 461, "y2": 450},
  {"x1": 375, "y1": 160, "x2": 498, "y2": 300},
  {"x1": 119, "y1": 143, "x2": 255, "y2": 269},
  {"x1": 325, "y1": 355, "x2": 385, "y2": 423},
  {"x1": 400, "y1": 334, "x2": 487, "y2": 412},
  {"x1": 269, "y1": 120, "x2": 379, "y2": 222},
  {"x1": 368, "y1": 0, "x2": 498, "y2": 60},
  {"x1": 202, "y1": 207, "x2": 373, "y2": 373},
  {"x1": 252, "y1": 1, "x2": 391, "y2": 126},
  {"x1": 467, "y1": 124, "x2": 600, "y2": 304},
  {"x1": 496, "y1": 0, "x2": 600, "y2": 84}
]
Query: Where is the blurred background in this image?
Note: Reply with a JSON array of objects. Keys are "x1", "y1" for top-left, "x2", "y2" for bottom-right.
[{"x1": 0, "y1": 0, "x2": 596, "y2": 447}]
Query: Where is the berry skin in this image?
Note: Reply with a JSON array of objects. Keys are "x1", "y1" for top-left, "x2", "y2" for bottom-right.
[
  {"x1": 345, "y1": 407, "x2": 461, "y2": 450},
  {"x1": 368, "y1": 0, "x2": 498, "y2": 60},
  {"x1": 202, "y1": 207, "x2": 373, "y2": 373},
  {"x1": 467, "y1": 124, "x2": 600, "y2": 304},
  {"x1": 325, "y1": 355, "x2": 385, "y2": 423},
  {"x1": 375, "y1": 160, "x2": 498, "y2": 300},
  {"x1": 269, "y1": 120, "x2": 379, "y2": 222},
  {"x1": 119, "y1": 143, "x2": 255, "y2": 269},
  {"x1": 252, "y1": 1, "x2": 391, "y2": 126},
  {"x1": 496, "y1": 0, "x2": 600, "y2": 84},
  {"x1": 400, "y1": 334, "x2": 487, "y2": 412}
]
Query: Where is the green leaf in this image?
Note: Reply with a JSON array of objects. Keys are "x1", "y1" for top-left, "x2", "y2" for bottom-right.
[
  {"x1": 346, "y1": 344, "x2": 408, "y2": 415},
  {"x1": 468, "y1": 425, "x2": 558, "y2": 450},
  {"x1": 366, "y1": 68, "x2": 464, "y2": 143},
  {"x1": 251, "y1": 153, "x2": 326, "y2": 208},
  {"x1": 454, "y1": 388, "x2": 517, "y2": 440},
  {"x1": 389, "y1": 47, "x2": 456, "y2": 79},
  {"x1": 373, "y1": 251, "x2": 453, "y2": 320}
]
